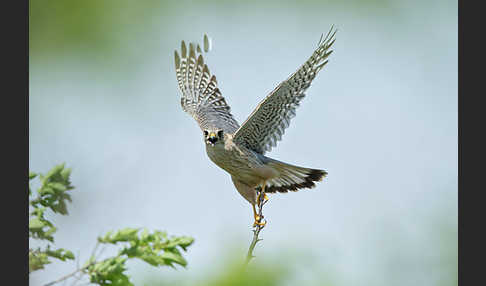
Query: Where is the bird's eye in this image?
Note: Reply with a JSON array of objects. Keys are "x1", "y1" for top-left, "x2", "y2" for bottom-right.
[
  {"x1": 217, "y1": 130, "x2": 224, "y2": 138},
  {"x1": 203, "y1": 130, "x2": 209, "y2": 137}
]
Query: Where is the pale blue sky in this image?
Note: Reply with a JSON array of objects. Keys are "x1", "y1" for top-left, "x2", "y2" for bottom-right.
[{"x1": 29, "y1": 0, "x2": 457, "y2": 285}]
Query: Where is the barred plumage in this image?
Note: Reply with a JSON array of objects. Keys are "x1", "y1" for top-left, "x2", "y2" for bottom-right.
[
  {"x1": 256, "y1": 158, "x2": 327, "y2": 193},
  {"x1": 173, "y1": 28, "x2": 336, "y2": 215},
  {"x1": 175, "y1": 36, "x2": 240, "y2": 133},
  {"x1": 233, "y1": 28, "x2": 336, "y2": 154}
]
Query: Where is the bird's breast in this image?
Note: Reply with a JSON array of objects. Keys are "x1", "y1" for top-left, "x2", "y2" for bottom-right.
[
  {"x1": 206, "y1": 141, "x2": 256, "y2": 176},
  {"x1": 205, "y1": 140, "x2": 276, "y2": 187}
]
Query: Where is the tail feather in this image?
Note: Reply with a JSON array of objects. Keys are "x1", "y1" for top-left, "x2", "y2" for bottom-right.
[{"x1": 257, "y1": 160, "x2": 327, "y2": 193}]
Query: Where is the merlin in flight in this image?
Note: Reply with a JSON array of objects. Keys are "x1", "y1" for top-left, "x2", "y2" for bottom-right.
[{"x1": 174, "y1": 27, "x2": 336, "y2": 226}]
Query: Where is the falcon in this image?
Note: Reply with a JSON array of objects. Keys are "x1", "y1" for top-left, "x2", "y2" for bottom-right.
[{"x1": 174, "y1": 27, "x2": 336, "y2": 226}]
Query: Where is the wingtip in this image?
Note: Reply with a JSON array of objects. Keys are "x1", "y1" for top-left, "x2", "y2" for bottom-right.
[
  {"x1": 181, "y1": 40, "x2": 187, "y2": 58},
  {"x1": 318, "y1": 25, "x2": 337, "y2": 47},
  {"x1": 189, "y1": 42, "x2": 196, "y2": 58},
  {"x1": 327, "y1": 25, "x2": 338, "y2": 42},
  {"x1": 174, "y1": 50, "x2": 180, "y2": 69},
  {"x1": 203, "y1": 34, "x2": 212, "y2": 52},
  {"x1": 210, "y1": 74, "x2": 217, "y2": 84},
  {"x1": 197, "y1": 54, "x2": 204, "y2": 65}
]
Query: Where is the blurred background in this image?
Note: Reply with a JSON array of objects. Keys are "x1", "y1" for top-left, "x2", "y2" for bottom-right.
[{"x1": 29, "y1": 0, "x2": 457, "y2": 285}]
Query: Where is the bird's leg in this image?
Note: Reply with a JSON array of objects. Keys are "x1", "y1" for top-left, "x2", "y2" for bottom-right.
[
  {"x1": 252, "y1": 204, "x2": 262, "y2": 226},
  {"x1": 262, "y1": 193, "x2": 269, "y2": 202},
  {"x1": 252, "y1": 181, "x2": 268, "y2": 227},
  {"x1": 256, "y1": 190, "x2": 269, "y2": 204}
]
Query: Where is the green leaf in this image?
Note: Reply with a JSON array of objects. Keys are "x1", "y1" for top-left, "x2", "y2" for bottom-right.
[
  {"x1": 100, "y1": 228, "x2": 140, "y2": 243},
  {"x1": 46, "y1": 248, "x2": 76, "y2": 261},
  {"x1": 140, "y1": 228, "x2": 149, "y2": 241},
  {"x1": 29, "y1": 249, "x2": 50, "y2": 273},
  {"x1": 167, "y1": 236, "x2": 195, "y2": 250},
  {"x1": 51, "y1": 198, "x2": 68, "y2": 215},
  {"x1": 49, "y1": 182, "x2": 67, "y2": 192},
  {"x1": 45, "y1": 163, "x2": 65, "y2": 177},
  {"x1": 161, "y1": 251, "x2": 187, "y2": 266},
  {"x1": 60, "y1": 167, "x2": 71, "y2": 181},
  {"x1": 88, "y1": 257, "x2": 134, "y2": 286},
  {"x1": 98, "y1": 231, "x2": 114, "y2": 243},
  {"x1": 64, "y1": 251, "x2": 75, "y2": 260},
  {"x1": 39, "y1": 186, "x2": 55, "y2": 195},
  {"x1": 44, "y1": 226, "x2": 58, "y2": 238},
  {"x1": 29, "y1": 172, "x2": 37, "y2": 180},
  {"x1": 29, "y1": 218, "x2": 45, "y2": 229},
  {"x1": 139, "y1": 254, "x2": 162, "y2": 266},
  {"x1": 116, "y1": 228, "x2": 139, "y2": 240}
]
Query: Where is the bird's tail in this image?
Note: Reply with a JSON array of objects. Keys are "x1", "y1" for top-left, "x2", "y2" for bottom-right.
[{"x1": 257, "y1": 159, "x2": 327, "y2": 193}]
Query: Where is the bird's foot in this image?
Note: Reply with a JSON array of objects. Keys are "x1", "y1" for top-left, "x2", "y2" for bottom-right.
[
  {"x1": 263, "y1": 193, "x2": 269, "y2": 202},
  {"x1": 253, "y1": 214, "x2": 266, "y2": 227},
  {"x1": 257, "y1": 192, "x2": 269, "y2": 204}
]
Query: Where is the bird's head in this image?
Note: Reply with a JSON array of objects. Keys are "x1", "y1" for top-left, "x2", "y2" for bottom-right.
[{"x1": 203, "y1": 129, "x2": 224, "y2": 146}]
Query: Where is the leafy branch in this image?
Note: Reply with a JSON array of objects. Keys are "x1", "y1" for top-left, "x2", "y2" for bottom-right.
[
  {"x1": 43, "y1": 228, "x2": 194, "y2": 286},
  {"x1": 29, "y1": 164, "x2": 194, "y2": 286},
  {"x1": 29, "y1": 164, "x2": 75, "y2": 272}
]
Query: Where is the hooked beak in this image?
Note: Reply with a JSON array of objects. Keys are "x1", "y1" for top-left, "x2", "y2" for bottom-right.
[{"x1": 208, "y1": 132, "x2": 217, "y2": 145}]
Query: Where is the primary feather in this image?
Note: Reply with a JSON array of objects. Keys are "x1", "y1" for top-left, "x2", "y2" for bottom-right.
[
  {"x1": 233, "y1": 26, "x2": 336, "y2": 154},
  {"x1": 175, "y1": 36, "x2": 240, "y2": 133}
]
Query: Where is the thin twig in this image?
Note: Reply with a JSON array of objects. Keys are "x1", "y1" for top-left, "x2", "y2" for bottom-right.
[
  {"x1": 44, "y1": 242, "x2": 101, "y2": 286},
  {"x1": 69, "y1": 250, "x2": 82, "y2": 286},
  {"x1": 245, "y1": 188, "x2": 268, "y2": 265},
  {"x1": 68, "y1": 273, "x2": 84, "y2": 286},
  {"x1": 42, "y1": 264, "x2": 91, "y2": 286},
  {"x1": 89, "y1": 242, "x2": 100, "y2": 262}
]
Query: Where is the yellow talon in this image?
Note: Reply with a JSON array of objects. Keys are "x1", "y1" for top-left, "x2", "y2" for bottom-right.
[
  {"x1": 252, "y1": 181, "x2": 268, "y2": 227},
  {"x1": 256, "y1": 192, "x2": 268, "y2": 203},
  {"x1": 252, "y1": 205, "x2": 266, "y2": 227},
  {"x1": 253, "y1": 220, "x2": 266, "y2": 227},
  {"x1": 253, "y1": 214, "x2": 266, "y2": 227},
  {"x1": 263, "y1": 193, "x2": 269, "y2": 201}
]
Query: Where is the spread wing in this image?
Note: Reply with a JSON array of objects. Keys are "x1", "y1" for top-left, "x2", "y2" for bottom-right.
[
  {"x1": 174, "y1": 35, "x2": 240, "y2": 133},
  {"x1": 233, "y1": 27, "x2": 336, "y2": 154}
]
